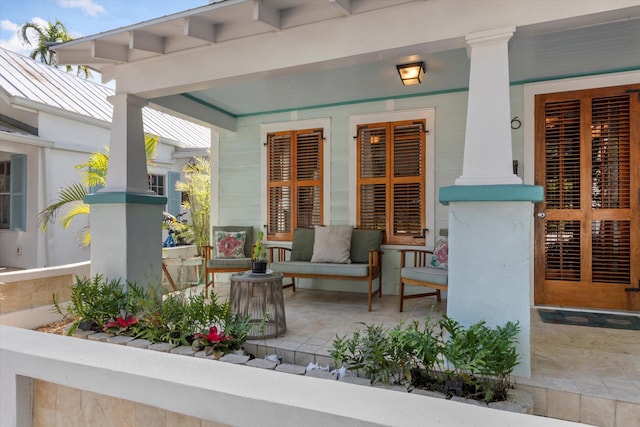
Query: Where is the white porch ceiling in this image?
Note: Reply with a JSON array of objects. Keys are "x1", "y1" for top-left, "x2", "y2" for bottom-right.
[{"x1": 53, "y1": 0, "x2": 640, "y2": 126}]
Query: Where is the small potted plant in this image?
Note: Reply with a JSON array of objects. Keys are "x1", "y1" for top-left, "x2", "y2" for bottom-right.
[{"x1": 251, "y1": 230, "x2": 268, "y2": 273}]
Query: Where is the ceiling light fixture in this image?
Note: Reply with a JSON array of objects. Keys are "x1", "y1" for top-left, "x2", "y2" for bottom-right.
[{"x1": 396, "y1": 62, "x2": 425, "y2": 86}]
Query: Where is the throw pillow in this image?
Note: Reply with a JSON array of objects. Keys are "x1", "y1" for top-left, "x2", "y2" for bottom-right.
[
  {"x1": 350, "y1": 229, "x2": 382, "y2": 264},
  {"x1": 310, "y1": 226, "x2": 353, "y2": 264},
  {"x1": 215, "y1": 231, "x2": 247, "y2": 258},
  {"x1": 290, "y1": 228, "x2": 315, "y2": 261},
  {"x1": 430, "y1": 238, "x2": 448, "y2": 269}
]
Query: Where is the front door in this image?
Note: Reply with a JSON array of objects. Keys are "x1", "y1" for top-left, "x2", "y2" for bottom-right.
[{"x1": 534, "y1": 84, "x2": 640, "y2": 310}]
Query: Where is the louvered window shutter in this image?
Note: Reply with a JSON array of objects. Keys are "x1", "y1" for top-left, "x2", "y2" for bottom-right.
[
  {"x1": 357, "y1": 124, "x2": 387, "y2": 233},
  {"x1": 296, "y1": 129, "x2": 323, "y2": 229},
  {"x1": 267, "y1": 129, "x2": 323, "y2": 240},
  {"x1": 392, "y1": 122, "x2": 425, "y2": 244},
  {"x1": 357, "y1": 120, "x2": 426, "y2": 245},
  {"x1": 267, "y1": 132, "x2": 292, "y2": 239}
]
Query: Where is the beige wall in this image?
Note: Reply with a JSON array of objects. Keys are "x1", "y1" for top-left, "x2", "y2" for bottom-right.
[
  {"x1": 33, "y1": 381, "x2": 228, "y2": 427},
  {"x1": 0, "y1": 274, "x2": 72, "y2": 315}
]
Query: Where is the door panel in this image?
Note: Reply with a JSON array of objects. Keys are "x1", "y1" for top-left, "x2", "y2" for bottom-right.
[{"x1": 534, "y1": 84, "x2": 640, "y2": 310}]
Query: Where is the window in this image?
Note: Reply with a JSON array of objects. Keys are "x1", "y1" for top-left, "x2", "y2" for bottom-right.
[
  {"x1": 267, "y1": 128, "x2": 323, "y2": 241},
  {"x1": 0, "y1": 161, "x2": 9, "y2": 229},
  {"x1": 0, "y1": 155, "x2": 26, "y2": 230},
  {"x1": 148, "y1": 174, "x2": 165, "y2": 196},
  {"x1": 357, "y1": 120, "x2": 426, "y2": 245}
]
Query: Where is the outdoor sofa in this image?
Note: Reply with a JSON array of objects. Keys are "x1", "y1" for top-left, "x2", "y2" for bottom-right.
[{"x1": 269, "y1": 226, "x2": 383, "y2": 311}]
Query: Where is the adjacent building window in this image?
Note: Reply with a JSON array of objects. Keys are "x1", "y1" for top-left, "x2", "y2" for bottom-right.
[
  {"x1": 356, "y1": 120, "x2": 426, "y2": 245},
  {"x1": 0, "y1": 154, "x2": 26, "y2": 230},
  {"x1": 0, "y1": 161, "x2": 9, "y2": 229},
  {"x1": 267, "y1": 128, "x2": 323, "y2": 241},
  {"x1": 148, "y1": 174, "x2": 165, "y2": 196}
]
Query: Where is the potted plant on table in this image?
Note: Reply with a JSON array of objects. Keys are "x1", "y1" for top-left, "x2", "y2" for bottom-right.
[{"x1": 251, "y1": 231, "x2": 268, "y2": 273}]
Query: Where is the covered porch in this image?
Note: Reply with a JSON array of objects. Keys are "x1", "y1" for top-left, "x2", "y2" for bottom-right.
[{"x1": 51, "y1": 0, "x2": 640, "y2": 388}]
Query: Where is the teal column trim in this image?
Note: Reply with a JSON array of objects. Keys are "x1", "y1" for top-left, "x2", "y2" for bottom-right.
[
  {"x1": 439, "y1": 184, "x2": 544, "y2": 206},
  {"x1": 85, "y1": 192, "x2": 167, "y2": 205}
]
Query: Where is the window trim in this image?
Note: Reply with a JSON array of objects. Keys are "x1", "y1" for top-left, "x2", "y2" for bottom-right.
[
  {"x1": 261, "y1": 118, "x2": 331, "y2": 241},
  {"x1": 349, "y1": 108, "x2": 435, "y2": 248}
]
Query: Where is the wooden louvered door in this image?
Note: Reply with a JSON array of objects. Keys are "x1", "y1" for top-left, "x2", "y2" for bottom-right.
[{"x1": 534, "y1": 84, "x2": 640, "y2": 310}]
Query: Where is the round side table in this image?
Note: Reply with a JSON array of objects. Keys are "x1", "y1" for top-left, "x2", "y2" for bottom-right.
[{"x1": 230, "y1": 272, "x2": 286, "y2": 339}]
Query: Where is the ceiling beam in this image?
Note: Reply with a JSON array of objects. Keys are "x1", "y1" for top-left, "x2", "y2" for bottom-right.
[
  {"x1": 130, "y1": 30, "x2": 165, "y2": 54},
  {"x1": 56, "y1": 49, "x2": 114, "y2": 65},
  {"x1": 253, "y1": 0, "x2": 280, "y2": 29},
  {"x1": 92, "y1": 40, "x2": 129, "y2": 62},
  {"x1": 151, "y1": 95, "x2": 236, "y2": 131},
  {"x1": 184, "y1": 16, "x2": 217, "y2": 43},
  {"x1": 329, "y1": 0, "x2": 352, "y2": 15}
]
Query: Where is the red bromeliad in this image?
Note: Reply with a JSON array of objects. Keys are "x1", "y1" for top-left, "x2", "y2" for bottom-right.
[
  {"x1": 195, "y1": 326, "x2": 230, "y2": 344},
  {"x1": 104, "y1": 316, "x2": 137, "y2": 330}
]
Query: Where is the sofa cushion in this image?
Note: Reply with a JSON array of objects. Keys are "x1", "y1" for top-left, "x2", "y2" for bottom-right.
[
  {"x1": 310, "y1": 226, "x2": 353, "y2": 264},
  {"x1": 290, "y1": 228, "x2": 315, "y2": 261},
  {"x1": 401, "y1": 266, "x2": 448, "y2": 286},
  {"x1": 271, "y1": 261, "x2": 369, "y2": 277},
  {"x1": 214, "y1": 230, "x2": 246, "y2": 258},
  {"x1": 211, "y1": 226, "x2": 253, "y2": 259},
  {"x1": 350, "y1": 229, "x2": 383, "y2": 264}
]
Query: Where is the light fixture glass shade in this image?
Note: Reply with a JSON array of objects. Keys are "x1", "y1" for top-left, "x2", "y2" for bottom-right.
[{"x1": 396, "y1": 62, "x2": 425, "y2": 86}]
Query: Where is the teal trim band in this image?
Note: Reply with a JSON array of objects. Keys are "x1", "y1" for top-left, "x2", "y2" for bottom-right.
[
  {"x1": 439, "y1": 185, "x2": 544, "y2": 206},
  {"x1": 85, "y1": 192, "x2": 167, "y2": 205}
]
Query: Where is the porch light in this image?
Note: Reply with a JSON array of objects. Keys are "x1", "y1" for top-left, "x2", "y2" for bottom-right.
[{"x1": 396, "y1": 62, "x2": 425, "y2": 86}]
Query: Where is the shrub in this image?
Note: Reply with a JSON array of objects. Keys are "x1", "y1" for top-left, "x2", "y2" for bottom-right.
[
  {"x1": 53, "y1": 275, "x2": 251, "y2": 355},
  {"x1": 53, "y1": 275, "x2": 144, "y2": 334},
  {"x1": 330, "y1": 316, "x2": 520, "y2": 402}
]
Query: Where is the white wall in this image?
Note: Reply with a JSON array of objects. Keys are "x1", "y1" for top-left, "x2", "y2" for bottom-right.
[
  {"x1": 0, "y1": 325, "x2": 584, "y2": 427},
  {"x1": 0, "y1": 140, "x2": 42, "y2": 269}
]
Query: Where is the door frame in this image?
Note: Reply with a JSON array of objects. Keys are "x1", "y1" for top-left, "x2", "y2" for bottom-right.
[{"x1": 523, "y1": 71, "x2": 640, "y2": 306}]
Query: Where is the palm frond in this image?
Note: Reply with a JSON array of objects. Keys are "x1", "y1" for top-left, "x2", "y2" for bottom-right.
[
  {"x1": 38, "y1": 183, "x2": 88, "y2": 231},
  {"x1": 61, "y1": 204, "x2": 90, "y2": 229}
]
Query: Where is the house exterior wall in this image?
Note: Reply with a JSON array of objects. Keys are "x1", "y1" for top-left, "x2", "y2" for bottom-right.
[
  {"x1": 215, "y1": 87, "x2": 525, "y2": 295},
  {"x1": 0, "y1": 106, "x2": 197, "y2": 269},
  {"x1": 0, "y1": 140, "x2": 41, "y2": 269}
]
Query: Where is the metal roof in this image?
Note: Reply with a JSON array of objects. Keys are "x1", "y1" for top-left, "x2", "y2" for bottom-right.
[{"x1": 0, "y1": 48, "x2": 210, "y2": 149}]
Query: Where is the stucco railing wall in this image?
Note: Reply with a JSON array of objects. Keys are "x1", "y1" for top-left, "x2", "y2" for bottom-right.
[
  {"x1": 0, "y1": 326, "x2": 586, "y2": 427},
  {"x1": 0, "y1": 262, "x2": 90, "y2": 329}
]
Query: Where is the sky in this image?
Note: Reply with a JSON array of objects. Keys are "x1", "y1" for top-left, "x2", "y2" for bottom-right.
[{"x1": 0, "y1": 0, "x2": 209, "y2": 57}]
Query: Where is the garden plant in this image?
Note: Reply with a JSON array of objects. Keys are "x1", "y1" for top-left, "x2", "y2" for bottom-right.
[
  {"x1": 53, "y1": 275, "x2": 251, "y2": 356},
  {"x1": 330, "y1": 316, "x2": 520, "y2": 403}
]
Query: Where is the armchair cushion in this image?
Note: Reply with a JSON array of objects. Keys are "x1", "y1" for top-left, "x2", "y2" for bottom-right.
[{"x1": 401, "y1": 266, "x2": 448, "y2": 285}]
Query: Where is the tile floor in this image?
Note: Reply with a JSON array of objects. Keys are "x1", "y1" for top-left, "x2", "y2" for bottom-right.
[{"x1": 194, "y1": 279, "x2": 640, "y2": 407}]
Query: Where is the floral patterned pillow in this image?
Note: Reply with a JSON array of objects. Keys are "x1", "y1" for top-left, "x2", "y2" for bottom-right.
[
  {"x1": 430, "y1": 238, "x2": 448, "y2": 269},
  {"x1": 215, "y1": 231, "x2": 246, "y2": 258}
]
